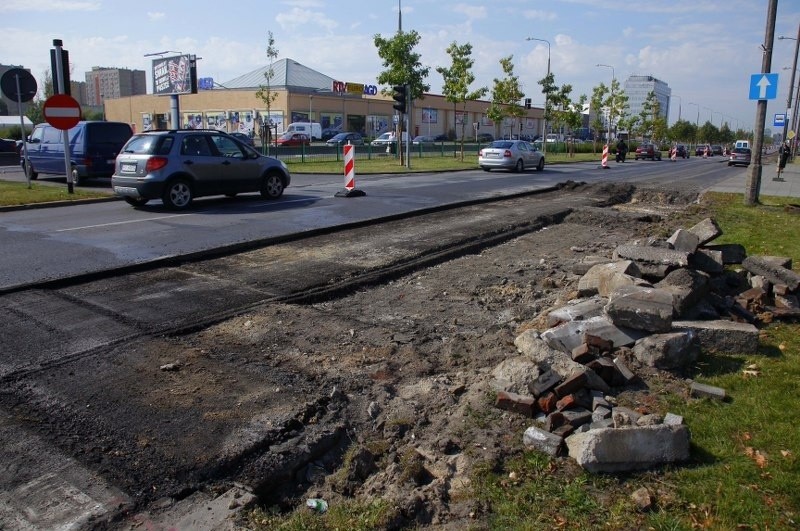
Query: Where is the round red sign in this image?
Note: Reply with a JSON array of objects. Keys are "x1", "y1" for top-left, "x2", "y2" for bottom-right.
[{"x1": 43, "y1": 94, "x2": 82, "y2": 130}]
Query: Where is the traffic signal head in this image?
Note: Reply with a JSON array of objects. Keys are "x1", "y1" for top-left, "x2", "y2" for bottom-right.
[{"x1": 392, "y1": 84, "x2": 407, "y2": 114}]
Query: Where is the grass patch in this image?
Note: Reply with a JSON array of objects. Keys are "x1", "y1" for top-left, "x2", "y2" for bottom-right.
[
  {"x1": 285, "y1": 151, "x2": 600, "y2": 174},
  {"x1": 0, "y1": 180, "x2": 111, "y2": 206}
]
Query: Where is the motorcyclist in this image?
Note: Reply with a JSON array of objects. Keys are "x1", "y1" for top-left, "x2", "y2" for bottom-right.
[{"x1": 615, "y1": 138, "x2": 627, "y2": 163}]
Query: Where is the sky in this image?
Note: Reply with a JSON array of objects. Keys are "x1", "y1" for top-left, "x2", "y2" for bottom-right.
[{"x1": 3, "y1": 0, "x2": 800, "y2": 134}]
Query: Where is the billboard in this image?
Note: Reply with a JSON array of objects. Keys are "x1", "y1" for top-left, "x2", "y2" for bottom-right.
[{"x1": 152, "y1": 54, "x2": 197, "y2": 95}]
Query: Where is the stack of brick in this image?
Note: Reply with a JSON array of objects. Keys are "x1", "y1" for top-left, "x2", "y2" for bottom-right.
[{"x1": 493, "y1": 216, "x2": 798, "y2": 472}]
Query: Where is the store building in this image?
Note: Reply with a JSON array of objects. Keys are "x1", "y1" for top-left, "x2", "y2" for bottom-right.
[{"x1": 104, "y1": 58, "x2": 544, "y2": 140}]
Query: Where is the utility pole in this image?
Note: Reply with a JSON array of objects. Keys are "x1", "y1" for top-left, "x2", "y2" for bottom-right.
[{"x1": 745, "y1": 0, "x2": 778, "y2": 206}]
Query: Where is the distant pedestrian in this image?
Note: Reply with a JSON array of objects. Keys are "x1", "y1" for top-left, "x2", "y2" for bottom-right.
[{"x1": 777, "y1": 141, "x2": 790, "y2": 178}]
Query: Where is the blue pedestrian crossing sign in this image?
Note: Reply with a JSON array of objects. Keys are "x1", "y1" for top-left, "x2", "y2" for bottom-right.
[{"x1": 749, "y1": 73, "x2": 779, "y2": 100}]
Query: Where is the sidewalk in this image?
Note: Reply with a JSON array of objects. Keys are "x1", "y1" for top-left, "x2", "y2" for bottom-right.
[{"x1": 709, "y1": 160, "x2": 800, "y2": 199}]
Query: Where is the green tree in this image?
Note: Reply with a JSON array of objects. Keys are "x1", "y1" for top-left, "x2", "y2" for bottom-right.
[
  {"x1": 24, "y1": 70, "x2": 54, "y2": 126},
  {"x1": 374, "y1": 29, "x2": 430, "y2": 164},
  {"x1": 561, "y1": 92, "x2": 587, "y2": 157},
  {"x1": 668, "y1": 119, "x2": 696, "y2": 144},
  {"x1": 486, "y1": 56, "x2": 525, "y2": 139},
  {"x1": 254, "y1": 31, "x2": 279, "y2": 155},
  {"x1": 436, "y1": 41, "x2": 487, "y2": 160},
  {"x1": 637, "y1": 91, "x2": 660, "y2": 140},
  {"x1": 590, "y1": 84, "x2": 608, "y2": 151},
  {"x1": 698, "y1": 121, "x2": 718, "y2": 143}
]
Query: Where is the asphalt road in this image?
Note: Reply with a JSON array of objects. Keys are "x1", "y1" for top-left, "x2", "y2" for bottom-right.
[{"x1": 1, "y1": 156, "x2": 781, "y2": 292}]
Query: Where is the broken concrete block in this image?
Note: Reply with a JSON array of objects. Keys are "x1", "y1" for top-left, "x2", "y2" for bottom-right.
[
  {"x1": 604, "y1": 286, "x2": 674, "y2": 332},
  {"x1": 577, "y1": 261, "x2": 645, "y2": 297},
  {"x1": 523, "y1": 426, "x2": 563, "y2": 456},
  {"x1": 703, "y1": 243, "x2": 746, "y2": 264},
  {"x1": 554, "y1": 371, "x2": 588, "y2": 397},
  {"x1": 636, "y1": 414, "x2": 664, "y2": 426},
  {"x1": 591, "y1": 390, "x2": 611, "y2": 411},
  {"x1": 632, "y1": 330, "x2": 700, "y2": 370},
  {"x1": 612, "y1": 357, "x2": 636, "y2": 384},
  {"x1": 742, "y1": 255, "x2": 800, "y2": 291},
  {"x1": 656, "y1": 268, "x2": 710, "y2": 316},
  {"x1": 631, "y1": 487, "x2": 655, "y2": 512},
  {"x1": 561, "y1": 408, "x2": 593, "y2": 428},
  {"x1": 490, "y1": 356, "x2": 541, "y2": 395},
  {"x1": 539, "y1": 315, "x2": 648, "y2": 355},
  {"x1": 572, "y1": 256, "x2": 614, "y2": 275},
  {"x1": 586, "y1": 357, "x2": 619, "y2": 386},
  {"x1": 689, "y1": 248, "x2": 725, "y2": 274},
  {"x1": 667, "y1": 228, "x2": 700, "y2": 254},
  {"x1": 663, "y1": 413, "x2": 684, "y2": 426},
  {"x1": 688, "y1": 217, "x2": 722, "y2": 245},
  {"x1": 690, "y1": 382, "x2": 726, "y2": 400},
  {"x1": 592, "y1": 406, "x2": 612, "y2": 422},
  {"x1": 749, "y1": 275, "x2": 771, "y2": 292},
  {"x1": 775, "y1": 293, "x2": 800, "y2": 309},
  {"x1": 613, "y1": 244, "x2": 690, "y2": 268},
  {"x1": 672, "y1": 320, "x2": 759, "y2": 354},
  {"x1": 547, "y1": 296, "x2": 607, "y2": 327},
  {"x1": 566, "y1": 425, "x2": 691, "y2": 473},
  {"x1": 495, "y1": 391, "x2": 536, "y2": 417}
]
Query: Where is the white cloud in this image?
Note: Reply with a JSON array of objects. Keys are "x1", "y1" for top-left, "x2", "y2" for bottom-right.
[
  {"x1": 276, "y1": 7, "x2": 338, "y2": 32},
  {"x1": 451, "y1": 4, "x2": 487, "y2": 21},
  {"x1": 147, "y1": 12, "x2": 165, "y2": 22},
  {"x1": 522, "y1": 10, "x2": 557, "y2": 21},
  {"x1": 6, "y1": 0, "x2": 100, "y2": 11}
]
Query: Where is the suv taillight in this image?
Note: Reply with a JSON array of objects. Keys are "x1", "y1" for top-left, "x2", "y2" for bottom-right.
[{"x1": 145, "y1": 156, "x2": 169, "y2": 172}]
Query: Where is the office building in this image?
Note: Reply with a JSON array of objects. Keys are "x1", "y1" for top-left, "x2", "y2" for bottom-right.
[{"x1": 624, "y1": 75, "x2": 671, "y2": 123}]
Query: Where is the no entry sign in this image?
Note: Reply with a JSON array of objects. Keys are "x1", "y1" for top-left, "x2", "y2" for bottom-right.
[{"x1": 43, "y1": 94, "x2": 81, "y2": 130}]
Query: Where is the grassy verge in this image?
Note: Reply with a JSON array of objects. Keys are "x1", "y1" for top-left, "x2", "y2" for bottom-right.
[
  {"x1": 0, "y1": 180, "x2": 112, "y2": 207},
  {"x1": 245, "y1": 192, "x2": 799, "y2": 530}
]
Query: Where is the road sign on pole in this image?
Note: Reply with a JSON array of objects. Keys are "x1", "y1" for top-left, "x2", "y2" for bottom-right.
[
  {"x1": 774, "y1": 113, "x2": 786, "y2": 127},
  {"x1": 43, "y1": 94, "x2": 81, "y2": 130},
  {"x1": 749, "y1": 73, "x2": 779, "y2": 100}
]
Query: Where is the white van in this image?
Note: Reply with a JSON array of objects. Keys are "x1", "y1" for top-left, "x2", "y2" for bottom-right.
[
  {"x1": 285, "y1": 122, "x2": 321, "y2": 141},
  {"x1": 735, "y1": 139, "x2": 750, "y2": 149}
]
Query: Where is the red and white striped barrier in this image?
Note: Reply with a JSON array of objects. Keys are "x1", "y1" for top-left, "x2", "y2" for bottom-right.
[
  {"x1": 334, "y1": 142, "x2": 366, "y2": 197},
  {"x1": 344, "y1": 143, "x2": 355, "y2": 190},
  {"x1": 601, "y1": 144, "x2": 609, "y2": 169}
]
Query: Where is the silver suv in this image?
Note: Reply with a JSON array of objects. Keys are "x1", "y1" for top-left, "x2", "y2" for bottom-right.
[{"x1": 112, "y1": 130, "x2": 291, "y2": 209}]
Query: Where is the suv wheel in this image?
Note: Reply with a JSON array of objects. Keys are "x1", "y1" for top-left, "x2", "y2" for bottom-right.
[
  {"x1": 163, "y1": 179, "x2": 193, "y2": 209},
  {"x1": 261, "y1": 173, "x2": 285, "y2": 199},
  {"x1": 70, "y1": 165, "x2": 83, "y2": 186}
]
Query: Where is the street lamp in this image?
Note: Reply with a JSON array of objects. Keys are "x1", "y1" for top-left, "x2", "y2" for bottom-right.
[
  {"x1": 687, "y1": 102, "x2": 700, "y2": 147},
  {"x1": 779, "y1": 27, "x2": 800, "y2": 148},
  {"x1": 596, "y1": 64, "x2": 615, "y2": 144},
  {"x1": 526, "y1": 36, "x2": 550, "y2": 154}
]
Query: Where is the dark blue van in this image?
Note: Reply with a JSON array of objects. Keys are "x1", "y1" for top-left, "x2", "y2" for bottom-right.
[{"x1": 22, "y1": 121, "x2": 133, "y2": 185}]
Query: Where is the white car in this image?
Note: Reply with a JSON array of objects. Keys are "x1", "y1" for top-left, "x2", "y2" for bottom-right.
[{"x1": 371, "y1": 132, "x2": 396, "y2": 147}]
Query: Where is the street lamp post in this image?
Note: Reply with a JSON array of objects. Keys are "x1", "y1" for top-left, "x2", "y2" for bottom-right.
[
  {"x1": 526, "y1": 37, "x2": 550, "y2": 155},
  {"x1": 596, "y1": 64, "x2": 615, "y2": 144},
  {"x1": 779, "y1": 27, "x2": 800, "y2": 149},
  {"x1": 687, "y1": 102, "x2": 700, "y2": 149}
]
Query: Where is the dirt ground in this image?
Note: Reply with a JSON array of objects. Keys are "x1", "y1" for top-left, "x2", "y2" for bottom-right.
[{"x1": 168, "y1": 184, "x2": 706, "y2": 529}]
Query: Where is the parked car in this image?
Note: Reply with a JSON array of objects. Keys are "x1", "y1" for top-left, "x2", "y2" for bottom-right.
[
  {"x1": 276, "y1": 132, "x2": 310, "y2": 147},
  {"x1": 22, "y1": 121, "x2": 133, "y2": 185},
  {"x1": 634, "y1": 143, "x2": 662, "y2": 161},
  {"x1": 412, "y1": 135, "x2": 436, "y2": 144},
  {"x1": 711, "y1": 144, "x2": 723, "y2": 156},
  {"x1": 728, "y1": 147, "x2": 752, "y2": 167},
  {"x1": 326, "y1": 132, "x2": 364, "y2": 146},
  {"x1": 433, "y1": 134, "x2": 449, "y2": 142},
  {"x1": 675, "y1": 144, "x2": 688, "y2": 158},
  {"x1": 476, "y1": 133, "x2": 494, "y2": 143},
  {"x1": 320, "y1": 128, "x2": 340, "y2": 141},
  {"x1": 111, "y1": 129, "x2": 291, "y2": 210},
  {"x1": 229, "y1": 132, "x2": 255, "y2": 146},
  {"x1": 695, "y1": 144, "x2": 711, "y2": 156},
  {"x1": 371, "y1": 132, "x2": 396, "y2": 147},
  {"x1": 478, "y1": 140, "x2": 545, "y2": 172},
  {"x1": 0, "y1": 138, "x2": 17, "y2": 153}
]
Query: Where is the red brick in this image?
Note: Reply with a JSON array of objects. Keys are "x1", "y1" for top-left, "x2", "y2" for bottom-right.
[
  {"x1": 556, "y1": 394, "x2": 577, "y2": 411},
  {"x1": 584, "y1": 333, "x2": 613, "y2": 353},
  {"x1": 537, "y1": 392, "x2": 558, "y2": 414},
  {"x1": 495, "y1": 390, "x2": 536, "y2": 417},
  {"x1": 571, "y1": 343, "x2": 595, "y2": 364},
  {"x1": 554, "y1": 371, "x2": 588, "y2": 397}
]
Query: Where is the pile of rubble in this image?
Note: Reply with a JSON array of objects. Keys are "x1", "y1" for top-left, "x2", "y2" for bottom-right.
[{"x1": 491, "y1": 217, "x2": 800, "y2": 473}]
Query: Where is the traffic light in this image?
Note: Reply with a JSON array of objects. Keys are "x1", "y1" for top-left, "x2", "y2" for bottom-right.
[{"x1": 392, "y1": 84, "x2": 407, "y2": 114}]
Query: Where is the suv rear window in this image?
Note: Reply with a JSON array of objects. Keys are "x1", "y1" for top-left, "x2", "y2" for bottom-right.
[
  {"x1": 87, "y1": 123, "x2": 133, "y2": 145},
  {"x1": 123, "y1": 135, "x2": 174, "y2": 155}
]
